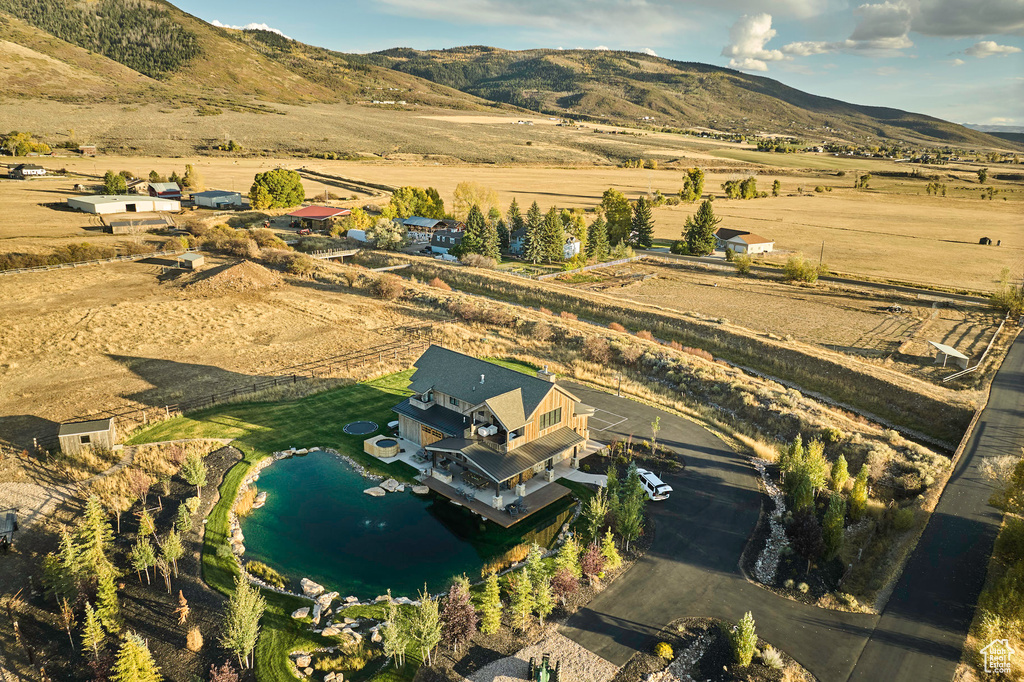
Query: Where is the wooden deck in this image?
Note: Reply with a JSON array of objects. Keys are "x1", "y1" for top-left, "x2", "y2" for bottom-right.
[{"x1": 420, "y1": 477, "x2": 572, "y2": 528}]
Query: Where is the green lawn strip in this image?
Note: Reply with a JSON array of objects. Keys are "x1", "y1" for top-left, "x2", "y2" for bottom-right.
[
  {"x1": 556, "y1": 477, "x2": 597, "y2": 536},
  {"x1": 481, "y1": 357, "x2": 539, "y2": 375}
]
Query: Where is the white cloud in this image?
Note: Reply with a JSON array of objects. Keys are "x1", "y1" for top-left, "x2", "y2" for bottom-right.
[
  {"x1": 721, "y1": 13, "x2": 787, "y2": 71},
  {"x1": 964, "y1": 40, "x2": 1023, "y2": 57},
  {"x1": 594, "y1": 45, "x2": 611, "y2": 51},
  {"x1": 950, "y1": 57, "x2": 966, "y2": 65},
  {"x1": 641, "y1": 47, "x2": 659, "y2": 56},
  {"x1": 912, "y1": 0, "x2": 1024, "y2": 38},
  {"x1": 211, "y1": 20, "x2": 291, "y2": 39},
  {"x1": 781, "y1": 1, "x2": 913, "y2": 56}
]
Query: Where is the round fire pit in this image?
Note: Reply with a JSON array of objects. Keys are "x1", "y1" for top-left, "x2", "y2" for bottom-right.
[{"x1": 344, "y1": 421, "x2": 378, "y2": 435}]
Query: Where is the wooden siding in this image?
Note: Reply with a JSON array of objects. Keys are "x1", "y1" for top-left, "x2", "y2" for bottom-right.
[
  {"x1": 397, "y1": 414, "x2": 422, "y2": 445},
  {"x1": 508, "y1": 386, "x2": 582, "y2": 452},
  {"x1": 58, "y1": 428, "x2": 115, "y2": 456}
]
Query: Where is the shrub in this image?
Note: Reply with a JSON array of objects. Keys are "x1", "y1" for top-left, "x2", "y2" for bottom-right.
[
  {"x1": 783, "y1": 579, "x2": 795, "y2": 589},
  {"x1": 559, "y1": 311, "x2": 578, "y2": 321},
  {"x1": 284, "y1": 254, "x2": 316, "y2": 276},
  {"x1": 583, "y1": 336, "x2": 612, "y2": 363},
  {"x1": 733, "y1": 254, "x2": 753, "y2": 274},
  {"x1": 893, "y1": 507, "x2": 915, "y2": 532},
  {"x1": 608, "y1": 322, "x2": 627, "y2": 332},
  {"x1": 654, "y1": 641, "x2": 674, "y2": 660},
  {"x1": 730, "y1": 612, "x2": 757, "y2": 666},
  {"x1": 669, "y1": 240, "x2": 689, "y2": 255},
  {"x1": 429, "y1": 277, "x2": 451, "y2": 291},
  {"x1": 186, "y1": 626, "x2": 203, "y2": 652},
  {"x1": 370, "y1": 274, "x2": 404, "y2": 300},
  {"x1": 460, "y1": 253, "x2": 497, "y2": 269},
  {"x1": 185, "y1": 496, "x2": 201, "y2": 514},
  {"x1": 245, "y1": 561, "x2": 286, "y2": 589},
  {"x1": 636, "y1": 330, "x2": 654, "y2": 341},
  {"x1": 530, "y1": 321, "x2": 553, "y2": 341},
  {"x1": 760, "y1": 646, "x2": 784, "y2": 670},
  {"x1": 783, "y1": 255, "x2": 819, "y2": 283},
  {"x1": 797, "y1": 582, "x2": 809, "y2": 594}
]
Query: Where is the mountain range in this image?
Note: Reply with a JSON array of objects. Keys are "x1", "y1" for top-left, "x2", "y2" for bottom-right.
[{"x1": 0, "y1": 0, "x2": 1014, "y2": 150}]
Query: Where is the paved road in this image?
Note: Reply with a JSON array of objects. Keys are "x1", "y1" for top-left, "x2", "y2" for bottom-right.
[
  {"x1": 560, "y1": 333, "x2": 1024, "y2": 682},
  {"x1": 559, "y1": 383, "x2": 878, "y2": 682},
  {"x1": 847, "y1": 333, "x2": 1024, "y2": 681}
]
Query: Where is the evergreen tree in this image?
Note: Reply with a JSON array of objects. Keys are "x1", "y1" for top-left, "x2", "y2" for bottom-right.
[
  {"x1": 534, "y1": 575, "x2": 554, "y2": 626},
  {"x1": 409, "y1": 587, "x2": 441, "y2": 666},
  {"x1": 440, "y1": 576, "x2": 476, "y2": 654},
  {"x1": 730, "y1": 612, "x2": 757, "y2": 666},
  {"x1": 617, "y1": 493, "x2": 644, "y2": 553},
  {"x1": 52, "y1": 527, "x2": 82, "y2": 601},
  {"x1": 175, "y1": 502, "x2": 193, "y2": 534},
  {"x1": 456, "y1": 205, "x2": 485, "y2": 257},
  {"x1": 831, "y1": 455, "x2": 849, "y2": 492},
  {"x1": 600, "y1": 529, "x2": 622, "y2": 570},
  {"x1": 587, "y1": 214, "x2": 610, "y2": 260},
  {"x1": 583, "y1": 487, "x2": 609, "y2": 543},
  {"x1": 683, "y1": 200, "x2": 721, "y2": 256},
  {"x1": 162, "y1": 531, "x2": 183, "y2": 578},
  {"x1": 111, "y1": 632, "x2": 162, "y2": 682},
  {"x1": 772, "y1": 179, "x2": 781, "y2": 197},
  {"x1": 541, "y1": 207, "x2": 566, "y2": 262},
  {"x1": 850, "y1": 465, "x2": 869, "y2": 521},
  {"x1": 600, "y1": 188, "x2": 632, "y2": 244},
  {"x1": 554, "y1": 534, "x2": 582, "y2": 580},
  {"x1": 129, "y1": 537, "x2": 155, "y2": 585},
  {"x1": 480, "y1": 215, "x2": 502, "y2": 261},
  {"x1": 631, "y1": 196, "x2": 655, "y2": 248},
  {"x1": 382, "y1": 595, "x2": 409, "y2": 669},
  {"x1": 148, "y1": 170, "x2": 161, "y2": 184},
  {"x1": 791, "y1": 474, "x2": 814, "y2": 513},
  {"x1": 509, "y1": 572, "x2": 535, "y2": 632},
  {"x1": 220, "y1": 576, "x2": 266, "y2": 669},
  {"x1": 78, "y1": 495, "x2": 115, "y2": 579},
  {"x1": 524, "y1": 543, "x2": 546, "y2": 591},
  {"x1": 181, "y1": 452, "x2": 207, "y2": 496},
  {"x1": 96, "y1": 566, "x2": 121, "y2": 633},
  {"x1": 478, "y1": 571, "x2": 502, "y2": 635},
  {"x1": 82, "y1": 601, "x2": 106, "y2": 662},
  {"x1": 506, "y1": 198, "x2": 525, "y2": 233},
  {"x1": 524, "y1": 201, "x2": 546, "y2": 264},
  {"x1": 788, "y1": 510, "x2": 824, "y2": 574},
  {"x1": 624, "y1": 461, "x2": 645, "y2": 504},
  {"x1": 138, "y1": 509, "x2": 155, "y2": 538},
  {"x1": 780, "y1": 436, "x2": 804, "y2": 487},
  {"x1": 496, "y1": 218, "x2": 510, "y2": 252},
  {"x1": 605, "y1": 465, "x2": 620, "y2": 522},
  {"x1": 822, "y1": 494, "x2": 846, "y2": 560},
  {"x1": 803, "y1": 439, "x2": 831, "y2": 493}
]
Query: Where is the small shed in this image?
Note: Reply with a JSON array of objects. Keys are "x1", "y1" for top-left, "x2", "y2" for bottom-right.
[
  {"x1": 57, "y1": 418, "x2": 116, "y2": 455},
  {"x1": 287, "y1": 205, "x2": 351, "y2": 229},
  {"x1": 149, "y1": 182, "x2": 182, "y2": 200},
  {"x1": 178, "y1": 253, "x2": 205, "y2": 270},
  {"x1": 191, "y1": 190, "x2": 243, "y2": 209},
  {"x1": 0, "y1": 510, "x2": 16, "y2": 549},
  {"x1": 928, "y1": 341, "x2": 970, "y2": 369},
  {"x1": 78, "y1": 144, "x2": 97, "y2": 157}
]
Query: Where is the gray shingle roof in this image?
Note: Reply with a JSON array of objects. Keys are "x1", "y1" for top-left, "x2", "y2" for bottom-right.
[
  {"x1": 58, "y1": 419, "x2": 113, "y2": 437},
  {"x1": 409, "y1": 346, "x2": 555, "y2": 421},
  {"x1": 427, "y1": 426, "x2": 584, "y2": 482},
  {"x1": 392, "y1": 398, "x2": 469, "y2": 436}
]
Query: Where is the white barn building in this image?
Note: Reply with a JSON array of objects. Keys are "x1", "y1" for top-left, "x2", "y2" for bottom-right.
[{"x1": 67, "y1": 195, "x2": 181, "y2": 215}]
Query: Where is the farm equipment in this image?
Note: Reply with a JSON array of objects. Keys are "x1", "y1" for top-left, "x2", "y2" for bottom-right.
[
  {"x1": 298, "y1": 228, "x2": 312, "y2": 236},
  {"x1": 528, "y1": 654, "x2": 560, "y2": 682},
  {"x1": 887, "y1": 304, "x2": 903, "y2": 313}
]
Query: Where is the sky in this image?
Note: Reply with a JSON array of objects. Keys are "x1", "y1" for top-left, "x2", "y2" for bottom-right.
[{"x1": 176, "y1": 0, "x2": 1024, "y2": 126}]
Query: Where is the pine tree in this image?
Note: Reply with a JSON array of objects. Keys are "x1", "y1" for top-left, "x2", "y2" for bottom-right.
[
  {"x1": 496, "y1": 218, "x2": 510, "y2": 252},
  {"x1": 457, "y1": 205, "x2": 485, "y2": 257},
  {"x1": 772, "y1": 179, "x2": 781, "y2": 197},
  {"x1": 791, "y1": 474, "x2": 814, "y2": 513},
  {"x1": 175, "y1": 503, "x2": 193, "y2": 534},
  {"x1": 534, "y1": 575, "x2": 554, "y2": 626},
  {"x1": 631, "y1": 196, "x2": 654, "y2": 248},
  {"x1": 850, "y1": 465, "x2": 869, "y2": 521},
  {"x1": 478, "y1": 571, "x2": 502, "y2": 635},
  {"x1": 605, "y1": 465, "x2": 620, "y2": 522},
  {"x1": 730, "y1": 612, "x2": 757, "y2": 666},
  {"x1": 181, "y1": 452, "x2": 207, "y2": 497},
  {"x1": 111, "y1": 632, "x2": 162, "y2": 682},
  {"x1": 162, "y1": 531, "x2": 183, "y2": 578},
  {"x1": 524, "y1": 543, "x2": 547, "y2": 591},
  {"x1": 541, "y1": 207, "x2": 565, "y2": 262},
  {"x1": 409, "y1": 586, "x2": 441, "y2": 666},
  {"x1": 78, "y1": 495, "x2": 115, "y2": 579},
  {"x1": 831, "y1": 455, "x2": 849, "y2": 492},
  {"x1": 554, "y1": 534, "x2": 582, "y2": 579},
  {"x1": 82, "y1": 601, "x2": 106, "y2": 662},
  {"x1": 524, "y1": 201, "x2": 546, "y2": 264},
  {"x1": 440, "y1": 576, "x2": 477, "y2": 654},
  {"x1": 587, "y1": 214, "x2": 610, "y2": 260},
  {"x1": 129, "y1": 537, "x2": 155, "y2": 585},
  {"x1": 59, "y1": 596, "x2": 77, "y2": 651},
  {"x1": 220, "y1": 576, "x2": 266, "y2": 669},
  {"x1": 822, "y1": 493, "x2": 846, "y2": 560},
  {"x1": 506, "y1": 198, "x2": 525, "y2": 233},
  {"x1": 683, "y1": 200, "x2": 721, "y2": 256},
  {"x1": 480, "y1": 216, "x2": 501, "y2": 261},
  {"x1": 52, "y1": 527, "x2": 82, "y2": 601},
  {"x1": 382, "y1": 594, "x2": 409, "y2": 668},
  {"x1": 96, "y1": 566, "x2": 121, "y2": 634},
  {"x1": 148, "y1": 170, "x2": 161, "y2": 184},
  {"x1": 138, "y1": 509, "x2": 155, "y2": 538},
  {"x1": 583, "y1": 487, "x2": 609, "y2": 543},
  {"x1": 600, "y1": 529, "x2": 622, "y2": 571},
  {"x1": 509, "y1": 572, "x2": 535, "y2": 632}
]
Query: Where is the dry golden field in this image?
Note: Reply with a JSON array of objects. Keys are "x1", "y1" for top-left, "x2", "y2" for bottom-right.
[
  {"x1": 0, "y1": 256, "x2": 423, "y2": 449},
  {"x1": 561, "y1": 258, "x2": 1002, "y2": 383}
]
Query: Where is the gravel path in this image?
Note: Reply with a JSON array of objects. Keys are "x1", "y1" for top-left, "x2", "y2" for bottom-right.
[{"x1": 466, "y1": 630, "x2": 618, "y2": 682}]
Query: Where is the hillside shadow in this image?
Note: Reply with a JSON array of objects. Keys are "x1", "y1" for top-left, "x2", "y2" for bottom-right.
[
  {"x1": 107, "y1": 355, "x2": 282, "y2": 409},
  {"x1": 0, "y1": 414, "x2": 61, "y2": 451}
]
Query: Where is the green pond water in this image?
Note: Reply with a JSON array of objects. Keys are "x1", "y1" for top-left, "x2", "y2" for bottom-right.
[{"x1": 241, "y1": 452, "x2": 572, "y2": 598}]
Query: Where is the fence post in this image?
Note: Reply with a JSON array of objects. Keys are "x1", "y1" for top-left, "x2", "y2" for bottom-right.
[{"x1": 165, "y1": 405, "x2": 169, "y2": 419}]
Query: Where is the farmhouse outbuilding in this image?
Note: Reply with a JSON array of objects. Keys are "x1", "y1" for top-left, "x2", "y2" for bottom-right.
[
  {"x1": 148, "y1": 182, "x2": 182, "y2": 200},
  {"x1": 67, "y1": 195, "x2": 181, "y2": 215},
  {"x1": 106, "y1": 215, "x2": 176, "y2": 234},
  {"x1": 287, "y1": 205, "x2": 351, "y2": 229},
  {"x1": 399, "y1": 216, "x2": 444, "y2": 242},
  {"x1": 191, "y1": 190, "x2": 243, "y2": 209},
  {"x1": 725, "y1": 232, "x2": 774, "y2": 255},
  {"x1": 58, "y1": 418, "x2": 116, "y2": 456},
  {"x1": 431, "y1": 229, "x2": 464, "y2": 255},
  {"x1": 178, "y1": 253, "x2": 205, "y2": 270},
  {"x1": 9, "y1": 163, "x2": 46, "y2": 179}
]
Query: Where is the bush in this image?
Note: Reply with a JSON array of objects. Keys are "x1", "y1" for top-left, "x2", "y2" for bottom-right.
[
  {"x1": 583, "y1": 336, "x2": 612, "y2": 363},
  {"x1": 429, "y1": 277, "x2": 451, "y2": 291},
  {"x1": 460, "y1": 253, "x2": 497, "y2": 269},
  {"x1": 797, "y1": 582, "x2": 809, "y2": 594},
  {"x1": 730, "y1": 612, "x2": 757, "y2": 666},
  {"x1": 636, "y1": 330, "x2": 654, "y2": 341},
  {"x1": 370, "y1": 274, "x2": 404, "y2": 300},
  {"x1": 760, "y1": 646, "x2": 784, "y2": 670},
  {"x1": 733, "y1": 254, "x2": 753, "y2": 274},
  {"x1": 559, "y1": 311, "x2": 578, "y2": 321},
  {"x1": 893, "y1": 507, "x2": 915, "y2": 532},
  {"x1": 245, "y1": 561, "x2": 286, "y2": 589},
  {"x1": 185, "y1": 496, "x2": 201, "y2": 514},
  {"x1": 186, "y1": 626, "x2": 203, "y2": 652},
  {"x1": 530, "y1": 321, "x2": 553, "y2": 341},
  {"x1": 669, "y1": 240, "x2": 689, "y2": 255},
  {"x1": 783, "y1": 255, "x2": 819, "y2": 284},
  {"x1": 608, "y1": 322, "x2": 627, "y2": 332},
  {"x1": 654, "y1": 641, "x2": 674, "y2": 660},
  {"x1": 284, "y1": 253, "x2": 316, "y2": 276}
]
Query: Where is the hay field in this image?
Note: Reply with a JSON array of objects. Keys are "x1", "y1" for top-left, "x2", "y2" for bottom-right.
[
  {"x1": 0, "y1": 256, "x2": 421, "y2": 449},
  {"x1": 562, "y1": 258, "x2": 1001, "y2": 383}
]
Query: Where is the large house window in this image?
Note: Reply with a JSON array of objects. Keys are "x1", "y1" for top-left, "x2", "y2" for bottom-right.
[
  {"x1": 539, "y1": 407, "x2": 562, "y2": 431},
  {"x1": 449, "y1": 396, "x2": 459, "y2": 407}
]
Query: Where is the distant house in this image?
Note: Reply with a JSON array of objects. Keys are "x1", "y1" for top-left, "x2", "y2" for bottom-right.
[
  {"x1": 431, "y1": 229, "x2": 464, "y2": 255},
  {"x1": 58, "y1": 418, "x2": 116, "y2": 456},
  {"x1": 78, "y1": 145, "x2": 97, "y2": 157},
  {"x1": 148, "y1": 182, "x2": 181, "y2": 200},
  {"x1": 399, "y1": 216, "x2": 444, "y2": 242},
  {"x1": 287, "y1": 205, "x2": 351, "y2": 229},
  {"x1": 508, "y1": 230, "x2": 580, "y2": 260},
  {"x1": 563, "y1": 235, "x2": 581, "y2": 260},
  {"x1": 9, "y1": 164, "x2": 45, "y2": 179},
  {"x1": 191, "y1": 190, "x2": 243, "y2": 209},
  {"x1": 714, "y1": 228, "x2": 774, "y2": 254},
  {"x1": 67, "y1": 195, "x2": 181, "y2": 215}
]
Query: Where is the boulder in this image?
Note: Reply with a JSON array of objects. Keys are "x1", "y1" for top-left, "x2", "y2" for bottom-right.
[
  {"x1": 374, "y1": 594, "x2": 390, "y2": 603},
  {"x1": 295, "y1": 654, "x2": 311, "y2": 668},
  {"x1": 304, "y1": 668, "x2": 313, "y2": 676},
  {"x1": 296, "y1": 448, "x2": 308, "y2": 455},
  {"x1": 310, "y1": 447, "x2": 321, "y2": 452},
  {"x1": 231, "y1": 528, "x2": 244, "y2": 543},
  {"x1": 344, "y1": 595, "x2": 359, "y2": 604},
  {"x1": 324, "y1": 673, "x2": 336, "y2": 682},
  {"x1": 411, "y1": 485, "x2": 430, "y2": 495},
  {"x1": 363, "y1": 487, "x2": 386, "y2": 497},
  {"x1": 396, "y1": 484, "x2": 405, "y2": 493},
  {"x1": 380, "y1": 478, "x2": 400, "y2": 493},
  {"x1": 342, "y1": 617, "x2": 356, "y2": 625},
  {"x1": 371, "y1": 630, "x2": 383, "y2": 644},
  {"x1": 317, "y1": 591, "x2": 339, "y2": 609},
  {"x1": 311, "y1": 603, "x2": 322, "y2": 624},
  {"x1": 291, "y1": 607, "x2": 310, "y2": 619},
  {"x1": 252, "y1": 491, "x2": 268, "y2": 508},
  {"x1": 322, "y1": 625, "x2": 342, "y2": 637},
  {"x1": 232, "y1": 543, "x2": 245, "y2": 555},
  {"x1": 301, "y1": 578, "x2": 326, "y2": 598}
]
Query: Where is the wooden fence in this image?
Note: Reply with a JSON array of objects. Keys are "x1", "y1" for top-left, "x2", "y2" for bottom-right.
[
  {"x1": 0, "y1": 248, "x2": 197, "y2": 276},
  {"x1": 536, "y1": 256, "x2": 641, "y2": 280}
]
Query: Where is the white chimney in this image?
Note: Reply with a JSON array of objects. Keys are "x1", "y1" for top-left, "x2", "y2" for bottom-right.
[{"x1": 480, "y1": 374, "x2": 485, "y2": 384}]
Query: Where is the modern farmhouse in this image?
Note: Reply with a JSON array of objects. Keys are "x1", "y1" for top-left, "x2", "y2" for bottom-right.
[{"x1": 393, "y1": 346, "x2": 603, "y2": 525}]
